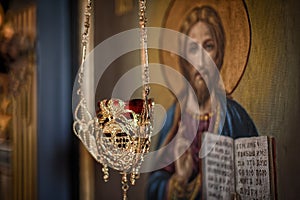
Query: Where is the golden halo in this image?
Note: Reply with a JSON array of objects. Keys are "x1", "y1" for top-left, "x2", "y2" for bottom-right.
[{"x1": 160, "y1": 0, "x2": 251, "y2": 95}]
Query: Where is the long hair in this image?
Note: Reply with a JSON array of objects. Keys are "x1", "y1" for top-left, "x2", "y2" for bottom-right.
[{"x1": 180, "y1": 6, "x2": 225, "y2": 70}]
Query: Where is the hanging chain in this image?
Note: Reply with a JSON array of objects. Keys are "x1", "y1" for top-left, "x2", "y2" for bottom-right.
[
  {"x1": 79, "y1": 0, "x2": 149, "y2": 100},
  {"x1": 139, "y1": 0, "x2": 150, "y2": 99},
  {"x1": 81, "y1": 0, "x2": 92, "y2": 63},
  {"x1": 77, "y1": 0, "x2": 92, "y2": 100},
  {"x1": 121, "y1": 172, "x2": 129, "y2": 200}
]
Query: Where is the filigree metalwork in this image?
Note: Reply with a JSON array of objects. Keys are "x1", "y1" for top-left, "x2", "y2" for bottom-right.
[{"x1": 73, "y1": 0, "x2": 153, "y2": 199}]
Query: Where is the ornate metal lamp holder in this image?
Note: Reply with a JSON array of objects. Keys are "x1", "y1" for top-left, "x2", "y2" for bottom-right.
[{"x1": 73, "y1": 0, "x2": 154, "y2": 199}]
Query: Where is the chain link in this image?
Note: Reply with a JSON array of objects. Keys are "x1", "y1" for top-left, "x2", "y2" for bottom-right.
[
  {"x1": 77, "y1": 0, "x2": 92, "y2": 101},
  {"x1": 81, "y1": 0, "x2": 92, "y2": 61},
  {"x1": 139, "y1": 0, "x2": 150, "y2": 99}
]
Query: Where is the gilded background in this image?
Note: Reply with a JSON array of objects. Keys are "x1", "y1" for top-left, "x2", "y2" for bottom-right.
[{"x1": 234, "y1": 0, "x2": 300, "y2": 199}]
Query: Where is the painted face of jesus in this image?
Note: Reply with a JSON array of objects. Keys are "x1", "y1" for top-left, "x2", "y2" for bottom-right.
[{"x1": 184, "y1": 21, "x2": 218, "y2": 105}]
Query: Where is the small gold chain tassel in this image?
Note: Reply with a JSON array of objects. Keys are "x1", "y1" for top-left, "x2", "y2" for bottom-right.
[
  {"x1": 121, "y1": 172, "x2": 129, "y2": 200},
  {"x1": 102, "y1": 165, "x2": 109, "y2": 182}
]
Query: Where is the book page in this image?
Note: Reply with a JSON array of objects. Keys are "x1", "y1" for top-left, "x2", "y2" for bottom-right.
[
  {"x1": 202, "y1": 132, "x2": 235, "y2": 200},
  {"x1": 235, "y1": 136, "x2": 271, "y2": 200}
]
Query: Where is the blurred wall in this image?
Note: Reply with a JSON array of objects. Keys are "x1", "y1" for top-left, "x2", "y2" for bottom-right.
[{"x1": 37, "y1": 0, "x2": 79, "y2": 199}]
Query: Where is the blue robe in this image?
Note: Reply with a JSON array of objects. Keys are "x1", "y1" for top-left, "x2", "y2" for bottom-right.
[{"x1": 147, "y1": 98, "x2": 258, "y2": 200}]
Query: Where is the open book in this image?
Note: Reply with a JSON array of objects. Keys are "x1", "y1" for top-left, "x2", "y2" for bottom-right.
[{"x1": 201, "y1": 132, "x2": 277, "y2": 200}]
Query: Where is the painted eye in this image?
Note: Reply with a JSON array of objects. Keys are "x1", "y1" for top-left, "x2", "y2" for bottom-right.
[
  {"x1": 188, "y1": 42, "x2": 199, "y2": 54},
  {"x1": 203, "y1": 40, "x2": 215, "y2": 52}
]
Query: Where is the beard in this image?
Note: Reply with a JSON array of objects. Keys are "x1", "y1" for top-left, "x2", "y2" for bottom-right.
[
  {"x1": 191, "y1": 78, "x2": 211, "y2": 107},
  {"x1": 180, "y1": 59, "x2": 216, "y2": 107}
]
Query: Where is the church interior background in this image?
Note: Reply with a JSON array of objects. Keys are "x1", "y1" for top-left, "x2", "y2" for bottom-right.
[{"x1": 0, "y1": 0, "x2": 299, "y2": 199}]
